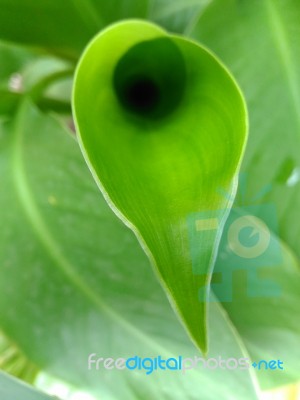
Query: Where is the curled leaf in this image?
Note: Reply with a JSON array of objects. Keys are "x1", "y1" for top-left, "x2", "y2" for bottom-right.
[{"x1": 73, "y1": 20, "x2": 248, "y2": 352}]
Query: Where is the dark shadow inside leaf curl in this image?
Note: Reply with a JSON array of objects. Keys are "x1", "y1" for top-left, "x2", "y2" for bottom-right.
[{"x1": 113, "y1": 37, "x2": 186, "y2": 120}]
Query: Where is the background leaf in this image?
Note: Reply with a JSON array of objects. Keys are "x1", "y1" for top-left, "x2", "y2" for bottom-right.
[
  {"x1": 0, "y1": 101, "x2": 258, "y2": 399},
  {"x1": 0, "y1": 42, "x2": 34, "y2": 85},
  {"x1": 149, "y1": 0, "x2": 211, "y2": 33},
  {"x1": 0, "y1": 41, "x2": 74, "y2": 116},
  {"x1": 214, "y1": 208, "x2": 300, "y2": 389},
  {"x1": 190, "y1": 0, "x2": 300, "y2": 388},
  {"x1": 191, "y1": 0, "x2": 300, "y2": 259},
  {"x1": 0, "y1": 0, "x2": 211, "y2": 59},
  {"x1": 0, "y1": 0, "x2": 97, "y2": 59},
  {"x1": 0, "y1": 42, "x2": 35, "y2": 114}
]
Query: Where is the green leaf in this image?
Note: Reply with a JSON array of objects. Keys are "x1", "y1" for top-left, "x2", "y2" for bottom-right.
[
  {"x1": 213, "y1": 206, "x2": 300, "y2": 389},
  {"x1": 0, "y1": 0, "x2": 148, "y2": 59},
  {"x1": 73, "y1": 19, "x2": 248, "y2": 352},
  {"x1": 0, "y1": 372, "x2": 54, "y2": 400},
  {"x1": 190, "y1": 0, "x2": 300, "y2": 260},
  {"x1": 0, "y1": 101, "x2": 258, "y2": 399},
  {"x1": 149, "y1": 0, "x2": 211, "y2": 34},
  {"x1": 190, "y1": 0, "x2": 300, "y2": 388},
  {"x1": 0, "y1": 90, "x2": 20, "y2": 115},
  {"x1": 0, "y1": 0, "x2": 97, "y2": 60},
  {"x1": 224, "y1": 241, "x2": 300, "y2": 389},
  {"x1": 0, "y1": 0, "x2": 214, "y2": 60}
]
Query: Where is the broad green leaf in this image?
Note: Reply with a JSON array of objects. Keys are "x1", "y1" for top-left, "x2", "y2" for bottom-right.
[
  {"x1": 73, "y1": 20, "x2": 247, "y2": 352},
  {"x1": 213, "y1": 207, "x2": 300, "y2": 389},
  {"x1": 190, "y1": 0, "x2": 300, "y2": 388},
  {"x1": 0, "y1": 0, "x2": 212, "y2": 59},
  {"x1": 225, "y1": 242, "x2": 300, "y2": 389},
  {"x1": 0, "y1": 372, "x2": 54, "y2": 400},
  {"x1": 191, "y1": 0, "x2": 300, "y2": 261},
  {"x1": 0, "y1": 0, "x2": 97, "y2": 60},
  {"x1": 0, "y1": 101, "x2": 258, "y2": 400}
]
